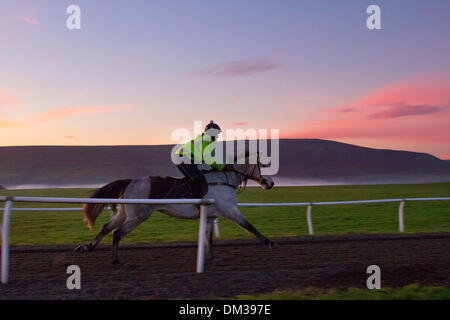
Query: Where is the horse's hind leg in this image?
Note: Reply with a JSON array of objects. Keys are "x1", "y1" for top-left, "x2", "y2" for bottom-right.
[
  {"x1": 74, "y1": 210, "x2": 125, "y2": 252},
  {"x1": 111, "y1": 216, "x2": 149, "y2": 264}
]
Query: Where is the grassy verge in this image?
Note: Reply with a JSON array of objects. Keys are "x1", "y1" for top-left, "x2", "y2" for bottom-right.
[{"x1": 232, "y1": 284, "x2": 450, "y2": 300}]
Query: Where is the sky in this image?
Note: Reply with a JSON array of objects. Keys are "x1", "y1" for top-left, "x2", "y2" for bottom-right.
[{"x1": 0, "y1": 0, "x2": 449, "y2": 159}]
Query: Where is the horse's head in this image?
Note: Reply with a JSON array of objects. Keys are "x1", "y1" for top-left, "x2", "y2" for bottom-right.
[
  {"x1": 252, "y1": 158, "x2": 275, "y2": 190},
  {"x1": 256, "y1": 172, "x2": 275, "y2": 190},
  {"x1": 231, "y1": 151, "x2": 275, "y2": 190}
]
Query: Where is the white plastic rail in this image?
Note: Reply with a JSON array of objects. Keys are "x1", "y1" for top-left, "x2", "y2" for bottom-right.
[
  {"x1": 1, "y1": 196, "x2": 449, "y2": 284},
  {"x1": 0, "y1": 196, "x2": 214, "y2": 284}
]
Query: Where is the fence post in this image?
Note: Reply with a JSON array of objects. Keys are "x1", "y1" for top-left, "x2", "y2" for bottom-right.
[
  {"x1": 196, "y1": 204, "x2": 207, "y2": 273},
  {"x1": 306, "y1": 204, "x2": 314, "y2": 235},
  {"x1": 1, "y1": 200, "x2": 12, "y2": 284},
  {"x1": 398, "y1": 200, "x2": 405, "y2": 232},
  {"x1": 213, "y1": 218, "x2": 220, "y2": 238}
]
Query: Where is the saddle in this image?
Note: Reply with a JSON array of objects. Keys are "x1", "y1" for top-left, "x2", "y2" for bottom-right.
[{"x1": 147, "y1": 176, "x2": 198, "y2": 199}]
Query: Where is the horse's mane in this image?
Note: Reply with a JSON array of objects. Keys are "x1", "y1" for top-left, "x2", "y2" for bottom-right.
[
  {"x1": 234, "y1": 150, "x2": 249, "y2": 161},
  {"x1": 228, "y1": 150, "x2": 254, "y2": 164}
]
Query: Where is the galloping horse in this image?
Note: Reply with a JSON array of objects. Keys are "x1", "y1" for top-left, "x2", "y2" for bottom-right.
[{"x1": 75, "y1": 153, "x2": 276, "y2": 264}]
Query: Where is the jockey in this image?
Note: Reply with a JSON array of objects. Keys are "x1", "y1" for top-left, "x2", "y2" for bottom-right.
[{"x1": 176, "y1": 120, "x2": 232, "y2": 198}]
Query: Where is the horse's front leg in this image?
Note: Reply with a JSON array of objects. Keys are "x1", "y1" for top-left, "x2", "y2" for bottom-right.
[
  {"x1": 205, "y1": 217, "x2": 221, "y2": 261},
  {"x1": 223, "y1": 206, "x2": 279, "y2": 249}
]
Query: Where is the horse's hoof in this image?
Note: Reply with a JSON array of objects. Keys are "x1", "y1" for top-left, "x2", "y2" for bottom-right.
[
  {"x1": 269, "y1": 241, "x2": 280, "y2": 249},
  {"x1": 73, "y1": 245, "x2": 89, "y2": 252},
  {"x1": 209, "y1": 256, "x2": 222, "y2": 262},
  {"x1": 112, "y1": 259, "x2": 122, "y2": 265}
]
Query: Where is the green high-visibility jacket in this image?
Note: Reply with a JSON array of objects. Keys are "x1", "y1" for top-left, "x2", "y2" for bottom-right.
[{"x1": 176, "y1": 134, "x2": 225, "y2": 171}]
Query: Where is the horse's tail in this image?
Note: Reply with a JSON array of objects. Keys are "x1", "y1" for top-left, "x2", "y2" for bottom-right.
[{"x1": 83, "y1": 179, "x2": 132, "y2": 230}]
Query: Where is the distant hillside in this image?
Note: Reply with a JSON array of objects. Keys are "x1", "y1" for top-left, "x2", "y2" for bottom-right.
[{"x1": 0, "y1": 139, "x2": 449, "y2": 187}]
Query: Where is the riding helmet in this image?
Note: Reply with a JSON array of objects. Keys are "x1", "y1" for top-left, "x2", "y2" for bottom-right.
[{"x1": 204, "y1": 120, "x2": 221, "y2": 132}]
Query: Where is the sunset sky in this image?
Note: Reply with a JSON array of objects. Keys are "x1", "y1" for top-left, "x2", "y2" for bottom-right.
[{"x1": 0, "y1": 0, "x2": 449, "y2": 158}]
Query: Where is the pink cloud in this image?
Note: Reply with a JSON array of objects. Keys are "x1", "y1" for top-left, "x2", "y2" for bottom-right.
[
  {"x1": 333, "y1": 107, "x2": 357, "y2": 113},
  {"x1": 0, "y1": 90, "x2": 22, "y2": 108},
  {"x1": 289, "y1": 117, "x2": 450, "y2": 143},
  {"x1": 30, "y1": 105, "x2": 134, "y2": 123},
  {"x1": 191, "y1": 58, "x2": 280, "y2": 77},
  {"x1": 329, "y1": 74, "x2": 450, "y2": 117},
  {"x1": 368, "y1": 103, "x2": 448, "y2": 119},
  {"x1": 23, "y1": 17, "x2": 39, "y2": 25},
  {"x1": 43, "y1": 52, "x2": 62, "y2": 64},
  {"x1": 0, "y1": 117, "x2": 21, "y2": 128},
  {"x1": 0, "y1": 104, "x2": 134, "y2": 128},
  {"x1": 285, "y1": 73, "x2": 450, "y2": 148},
  {"x1": 233, "y1": 95, "x2": 246, "y2": 101}
]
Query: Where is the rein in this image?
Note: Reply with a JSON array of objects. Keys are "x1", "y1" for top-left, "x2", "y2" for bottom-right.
[
  {"x1": 207, "y1": 169, "x2": 239, "y2": 190},
  {"x1": 208, "y1": 181, "x2": 237, "y2": 190},
  {"x1": 203, "y1": 154, "x2": 263, "y2": 192},
  {"x1": 230, "y1": 158, "x2": 261, "y2": 193},
  {"x1": 205, "y1": 162, "x2": 259, "y2": 192}
]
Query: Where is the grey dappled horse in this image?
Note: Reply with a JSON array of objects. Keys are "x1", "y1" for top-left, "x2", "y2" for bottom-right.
[{"x1": 75, "y1": 154, "x2": 276, "y2": 264}]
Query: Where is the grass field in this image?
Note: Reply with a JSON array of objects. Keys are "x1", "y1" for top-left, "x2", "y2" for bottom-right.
[
  {"x1": 0, "y1": 183, "x2": 449, "y2": 245},
  {"x1": 232, "y1": 284, "x2": 450, "y2": 300}
]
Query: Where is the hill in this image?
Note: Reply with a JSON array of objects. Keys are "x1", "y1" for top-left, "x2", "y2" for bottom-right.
[{"x1": 0, "y1": 139, "x2": 449, "y2": 187}]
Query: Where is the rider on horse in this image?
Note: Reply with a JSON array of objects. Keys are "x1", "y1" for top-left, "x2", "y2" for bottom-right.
[{"x1": 175, "y1": 120, "x2": 232, "y2": 198}]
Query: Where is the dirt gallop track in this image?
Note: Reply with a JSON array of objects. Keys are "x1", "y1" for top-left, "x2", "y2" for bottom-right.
[{"x1": 1, "y1": 233, "x2": 449, "y2": 299}]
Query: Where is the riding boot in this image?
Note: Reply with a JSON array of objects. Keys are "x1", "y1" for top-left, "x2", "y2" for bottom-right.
[{"x1": 193, "y1": 179, "x2": 204, "y2": 199}]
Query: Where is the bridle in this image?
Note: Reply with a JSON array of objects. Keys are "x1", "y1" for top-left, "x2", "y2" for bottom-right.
[
  {"x1": 208, "y1": 154, "x2": 264, "y2": 193},
  {"x1": 232, "y1": 160, "x2": 262, "y2": 193}
]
